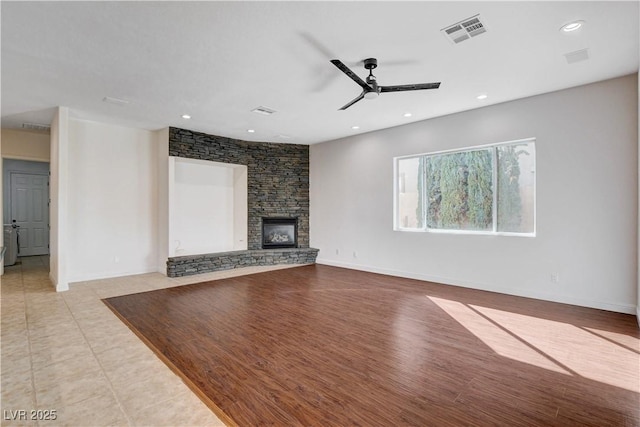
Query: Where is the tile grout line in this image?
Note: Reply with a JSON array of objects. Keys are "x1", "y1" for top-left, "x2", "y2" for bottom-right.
[
  {"x1": 9, "y1": 260, "x2": 299, "y2": 426},
  {"x1": 106, "y1": 275, "x2": 214, "y2": 416},
  {"x1": 21, "y1": 262, "x2": 40, "y2": 427},
  {"x1": 62, "y1": 287, "x2": 135, "y2": 427},
  {"x1": 63, "y1": 279, "x2": 202, "y2": 425}
]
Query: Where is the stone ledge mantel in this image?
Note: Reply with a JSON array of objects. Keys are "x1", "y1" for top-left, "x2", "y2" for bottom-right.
[{"x1": 167, "y1": 248, "x2": 319, "y2": 278}]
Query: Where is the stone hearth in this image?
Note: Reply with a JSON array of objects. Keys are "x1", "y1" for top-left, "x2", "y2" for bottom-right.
[{"x1": 166, "y1": 248, "x2": 319, "y2": 277}]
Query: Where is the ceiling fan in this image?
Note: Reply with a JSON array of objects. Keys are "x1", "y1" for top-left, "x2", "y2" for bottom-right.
[{"x1": 330, "y1": 58, "x2": 441, "y2": 110}]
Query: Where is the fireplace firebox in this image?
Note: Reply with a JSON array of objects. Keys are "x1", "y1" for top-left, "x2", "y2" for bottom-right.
[{"x1": 262, "y1": 217, "x2": 298, "y2": 249}]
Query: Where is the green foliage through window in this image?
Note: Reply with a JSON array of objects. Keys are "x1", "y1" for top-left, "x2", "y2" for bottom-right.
[{"x1": 396, "y1": 139, "x2": 535, "y2": 234}]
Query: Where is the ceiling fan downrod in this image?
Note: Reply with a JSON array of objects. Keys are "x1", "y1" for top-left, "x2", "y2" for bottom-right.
[{"x1": 363, "y1": 58, "x2": 379, "y2": 99}]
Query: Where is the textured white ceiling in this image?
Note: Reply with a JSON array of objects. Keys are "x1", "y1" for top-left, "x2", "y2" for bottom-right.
[{"x1": 2, "y1": 1, "x2": 638, "y2": 145}]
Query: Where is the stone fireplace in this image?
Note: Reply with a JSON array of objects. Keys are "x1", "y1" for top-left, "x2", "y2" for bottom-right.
[
  {"x1": 165, "y1": 127, "x2": 318, "y2": 277},
  {"x1": 262, "y1": 217, "x2": 298, "y2": 249}
]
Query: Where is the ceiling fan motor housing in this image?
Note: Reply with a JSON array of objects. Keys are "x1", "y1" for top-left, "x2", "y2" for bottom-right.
[{"x1": 364, "y1": 58, "x2": 378, "y2": 70}]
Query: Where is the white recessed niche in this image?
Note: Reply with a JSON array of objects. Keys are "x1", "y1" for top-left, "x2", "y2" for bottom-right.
[{"x1": 168, "y1": 157, "x2": 248, "y2": 257}]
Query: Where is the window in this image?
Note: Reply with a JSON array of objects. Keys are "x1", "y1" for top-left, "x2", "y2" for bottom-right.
[
  {"x1": 397, "y1": 156, "x2": 422, "y2": 229},
  {"x1": 395, "y1": 139, "x2": 535, "y2": 235}
]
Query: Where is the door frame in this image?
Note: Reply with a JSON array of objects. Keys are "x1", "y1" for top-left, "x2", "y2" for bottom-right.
[{"x1": 4, "y1": 162, "x2": 51, "y2": 257}]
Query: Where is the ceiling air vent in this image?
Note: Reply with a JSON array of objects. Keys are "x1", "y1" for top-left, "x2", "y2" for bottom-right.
[
  {"x1": 442, "y1": 14, "x2": 487, "y2": 44},
  {"x1": 102, "y1": 96, "x2": 130, "y2": 106},
  {"x1": 564, "y1": 48, "x2": 589, "y2": 64},
  {"x1": 22, "y1": 122, "x2": 51, "y2": 132},
  {"x1": 251, "y1": 106, "x2": 277, "y2": 116}
]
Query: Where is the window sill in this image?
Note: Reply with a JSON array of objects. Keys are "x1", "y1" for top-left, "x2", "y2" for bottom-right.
[{"x1": 393, "y1": 228, "x2": 536, "y2": 237}]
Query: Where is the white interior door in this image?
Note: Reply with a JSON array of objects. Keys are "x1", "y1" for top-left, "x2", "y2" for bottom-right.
[{"x1": 10, "y1": 173, "x2": 50, "y2": 256}]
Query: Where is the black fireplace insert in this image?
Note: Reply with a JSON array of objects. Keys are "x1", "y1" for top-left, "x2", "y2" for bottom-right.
[{"x1": 262, "y1": 217, "x2": 298, "y2": 249}]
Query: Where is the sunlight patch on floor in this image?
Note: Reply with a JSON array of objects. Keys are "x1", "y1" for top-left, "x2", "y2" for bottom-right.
[
  {"x1": 472, "y1": 305, "x2": 640, "y2": 393},
  {"x1": 428, "y1": 295, "x2": 640, "y2": 393},
  {"x1": 428, "y1": 296, "x2": 574, "y2": 376}
]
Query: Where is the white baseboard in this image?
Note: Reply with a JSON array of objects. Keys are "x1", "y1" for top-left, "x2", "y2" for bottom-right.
[
  {"x1": 49, "y1": 271, "x2": 69, "y2": 292},
  {"x1": 68, "y1": 266, "x2": 159, "y2": 286},
  {"x1": 316, "y1": 258, "x2": 637, "y2": 315}
]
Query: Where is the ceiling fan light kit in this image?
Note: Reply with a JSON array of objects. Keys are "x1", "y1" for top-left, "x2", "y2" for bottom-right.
[{"x1": 330, "y1": 57, "x2": 440, "y2": 110}]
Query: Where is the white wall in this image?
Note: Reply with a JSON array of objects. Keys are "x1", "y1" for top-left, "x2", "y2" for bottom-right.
[
  {"x1": 233, "y1": 165, "x2": 248, "y2": 251},
  {"x1": 1, "y1": 128, "x2": 50, "y2": 162},
  {"x1": 169, "y1": 157, "x2": 247, "y2": 257},
  {"x1": 66, "y1": 118, "x2": 159, "y2": 282},
  {"x1": 156, "y1": 128, "x2": 169, "y2": 275},
  {"x1": 311, "y1": 74, "x2": 638, "y2": 314},
  {"x1": 49, "y1": 107, "x2": 69, "y2": 291}
]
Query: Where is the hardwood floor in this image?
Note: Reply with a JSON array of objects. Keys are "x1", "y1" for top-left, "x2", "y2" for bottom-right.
[{"x1": 104, "y1": 265, "x2": 640, "y2": 426}]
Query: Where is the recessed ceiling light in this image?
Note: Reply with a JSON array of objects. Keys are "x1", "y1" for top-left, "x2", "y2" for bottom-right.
[
  {"x1": 403, "y1": 113, "x2": 412, "y2": 118},
  {"x1": 181, "y1": 114, "x2": 191, "y2": 119},
  {"x1": 561, "y1": 20, "x2": 584, "y2": 32},
  {"x1": 476, "y1": 93, "x2": 488, "y2": 100},
  {"x1": 351, "y1": 126, "x2": 360, "y2": 130},
  {"x1": 247, "y1": 129, "x2": 255, "y2": 133}
]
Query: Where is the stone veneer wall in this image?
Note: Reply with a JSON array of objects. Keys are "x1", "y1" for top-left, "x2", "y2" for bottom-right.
[
  {"x1": 169, "y1": 127, "x2": 310, "y2": 250},
  {"x1": 167, "y1": 248, "x2": 319, "y2": 277}
]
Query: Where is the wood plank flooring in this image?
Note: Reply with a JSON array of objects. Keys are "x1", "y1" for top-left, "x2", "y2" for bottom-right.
[{"x1": 104, "y1": 265, "x2": 640, "y2": 426}]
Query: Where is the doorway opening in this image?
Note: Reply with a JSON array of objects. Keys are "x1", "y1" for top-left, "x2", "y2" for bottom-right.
[{"x1": 3, "y1": 159, "x2": 50, "y2": 266}]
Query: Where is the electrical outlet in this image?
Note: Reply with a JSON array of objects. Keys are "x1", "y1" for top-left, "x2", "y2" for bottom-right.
[
  {"x1": 114, "y1": 256, "x2": 120, "y2": 263},
  {"x1": 550, "y1": 272, "x2": 559, "y2": 283},
  {"x1": 353, "y1": 251, "x2": 358, "y2": 259},
  {"x1": 335, "y1": 249, "x2": 340, "y2": 255}
]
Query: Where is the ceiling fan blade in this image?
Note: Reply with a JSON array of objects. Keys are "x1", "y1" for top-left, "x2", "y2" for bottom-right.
[
  {"x1": 380, "y1": 82, "x2": 441, "y2": 93},
  {"x1": 331, "y1": 60, "x2": 371, "y2": 92},
  {"x1": 339, "y1": 92, "x2": 365, "y2": 110}
]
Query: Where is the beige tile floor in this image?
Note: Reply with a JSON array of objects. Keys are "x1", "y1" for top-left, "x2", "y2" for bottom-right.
[{"x1": 1, "y1": 255, "x2": 295, "y2": 427}]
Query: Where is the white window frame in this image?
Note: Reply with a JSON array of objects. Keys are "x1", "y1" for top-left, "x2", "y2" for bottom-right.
[{"x1": 393, "y1": 137, "x2": 536, "y2": 237}]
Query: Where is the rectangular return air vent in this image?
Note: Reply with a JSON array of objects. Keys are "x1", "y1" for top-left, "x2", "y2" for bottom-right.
[
  {"x1": 442, "y1": 14, "x2": 487, "y2": 44},
  {"x1": 22, "y1": 122, "x2": 51, "y2": 132},
  {"x1": 564, "y1": 48, "x2": 589, "y2": 64},
  {"x1": 251, "y1": 106, "x2": 277, "y2": 116}
]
